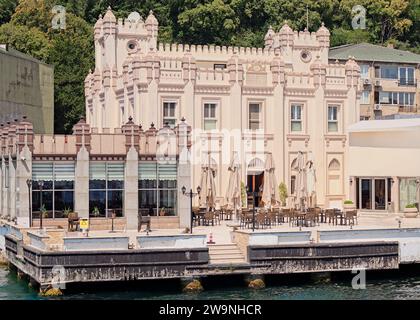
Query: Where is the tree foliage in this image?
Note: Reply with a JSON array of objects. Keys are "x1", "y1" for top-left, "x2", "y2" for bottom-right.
[{"x1": 0, "y1": 0, "x2": 418, "y2": 133}]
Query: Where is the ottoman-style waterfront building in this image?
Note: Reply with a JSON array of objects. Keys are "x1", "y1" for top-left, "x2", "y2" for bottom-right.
[
  {"x1": 85, "y1": 8, "x2": 361, "y2": 211},
  {"x1": 0, "y1": 116, "x2": 191, "y2": 229}
]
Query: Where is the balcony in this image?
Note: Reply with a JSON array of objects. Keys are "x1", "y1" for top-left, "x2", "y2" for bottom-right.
[
  {"x1": 398, "y1": 79, "x2": 417, "y2": 87},
  {"x1": 399, "y1": 105, "x2": 418, "y2": 113}
]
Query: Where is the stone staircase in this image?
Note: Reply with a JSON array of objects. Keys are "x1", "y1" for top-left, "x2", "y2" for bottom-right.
[{"x1": 208, "y1": 243, "x2": 247, "y2": 265}]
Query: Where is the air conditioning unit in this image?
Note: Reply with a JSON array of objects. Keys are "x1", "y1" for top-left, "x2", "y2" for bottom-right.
[
  {"x1": 374, "y1": 104, "x2": 381, "y2": 110},
  {"x1": 363, "y1": 78, "x2": 371, "y2": 85},
  {"x1": 374, "y1": 80, "x2": 381, "y2": 86}
]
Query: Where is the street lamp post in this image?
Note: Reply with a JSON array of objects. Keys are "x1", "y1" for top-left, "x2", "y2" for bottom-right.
[
  {"x1": 26, "y1": 179, "x2": 32, "y2": 228},
  {"x1": 38, "y1": 180, "x2": 44, "y2": 230},
  {"x1": 246, "y1": 185, "x2": 263, "y2": 232},
  {"x1": 182, "y1": 186, "x2": 201, "y2": 234}
]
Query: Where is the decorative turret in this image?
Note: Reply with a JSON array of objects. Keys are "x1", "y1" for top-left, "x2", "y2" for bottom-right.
[
  {"x1": 345, "y1": 56, "x2": 361, "y2": 88},
  {"x1": 145, "y1": 10, "x2": 158, "y2": 49},
  {"x1": 84, "y1": 70, "x2": 93, "y2": 96},
  {"x1": 316, "y1": 22, "x2": 330, "y2": 48},
  {"x1": 16, "y1": 116, "x2": 34, "y2": 153},
  {"x1": 103, "y1": 64, "x2": 111, "y2": 88},
  {"x1": 264, "y1": 26, "x2": 275, "y2": 49},
  {"x1": 94, "y1": 14, "x2": 103, "y2": 40},
  {"x1": 182, "y1": 51, "x2": 197, "y2": 82},
  {"x1": 103, "y1": 6, "x2": 117, "y2": 36},
  {"x1": 270, "y1": 51, "x2": 285, "y2": 85},
  {"x1": 310, "y1": 55, "x2": 327, "y2": 87},
  {"x1": 227, "y1": 54, "x2": 243, "y2": 85},
  {"x1": 122, "y1": 116, "x2": 140, "y2": 152},
  {"x1": 72, "y1": 117, "x2": 91, "y2": 152},
  {"x1": 278, "y1": 22, "x2": 294, "y2": 47}
]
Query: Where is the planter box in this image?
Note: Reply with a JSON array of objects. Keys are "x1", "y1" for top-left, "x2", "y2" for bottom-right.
[{"x1": 404, "y1": 208, "x2": 419, "y2": 218}]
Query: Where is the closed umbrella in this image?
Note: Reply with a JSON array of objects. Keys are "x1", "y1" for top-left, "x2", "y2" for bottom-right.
[
  {"x1": 294, "y1": 151, "x2": 307, "y2": 210},
  {"x1": 226, "y1": 152, "x2": 242, "y2": 213},
  {"x1": 261, "y1": 153, "x2": 279, "y2": 208},
  {"x1": 199, "y1": 154, "x2": 217, "y2": 210},
  {"x1": 306, "y1": 160, "x2": 317, "y2": 208}
]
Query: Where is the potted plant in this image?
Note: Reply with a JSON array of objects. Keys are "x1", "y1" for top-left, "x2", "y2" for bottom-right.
[
  {"x1": 40, "y1": 204, "x2": 48, "y2": 218},
  {"x1": 343, "y1": 200, "x2": 356, "y2": 210},
  {"x1": 159, "y1": 207, "x2": 166, "y2": 216},
  {"x1": 404, "y1": 203, "x2": 418, "y2": 218},
  {"x1": 278, "y1": 182, "x2": 288, "y2": 207},
  {"x1": 241, "y1": 182, "x2": 247, "y2": 208},
  {"x1": 92, "y1": 206, "x2": 100, "y2": 217},
  {"x1": 63, "y1": 207, "x2": 71, "y2": 218}
]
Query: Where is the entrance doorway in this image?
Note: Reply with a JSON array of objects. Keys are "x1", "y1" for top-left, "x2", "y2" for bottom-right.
[
  {"x1": 247, "y1": 173, "x2": 264, "y2": 207},
  {"x1": 356, "y1": 177, "x2": 392, "y2": 210}
]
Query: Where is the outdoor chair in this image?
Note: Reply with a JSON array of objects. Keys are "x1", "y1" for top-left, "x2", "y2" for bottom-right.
[
  {"x1": 304, "y1": 212, "x2": 318, "y2": 227},
  {"x1": 255, "y1": 213, "x2": 267, "y2": 229},
  {"x1": 213, "y1": 210, "x2": 222, "y2": 225},
  {"x1": 203, "y1": 212, "x2": 215, "y2": 226},
  {"x1": 345, "y1": 210, "x2": 358, "y2": 226},
  {"x1": 138, "y1": 211, "x2": 151, "y2": 232},
  {"x1": 325, "y1": 209, "x2": 337, "y2": 225},
  {"x1": 268, "y1": 211, "x2": 277, "y2": 227},
  {"x1": 67, "y1": 212, "x2": 80, "y2": 232}
]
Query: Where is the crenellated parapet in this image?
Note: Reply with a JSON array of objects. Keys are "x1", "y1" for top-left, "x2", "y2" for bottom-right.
[{"x1": 345, "y1": 56, "x2": 361, "y2": 88}]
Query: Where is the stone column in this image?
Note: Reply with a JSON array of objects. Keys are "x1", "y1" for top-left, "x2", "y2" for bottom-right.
[
  {"x1": 177, "y1": 118, "x2": 192, "y2": 229},
  {"x1": 122, "y1": 117, "x2": 140, "y2": 230},
  {"x1": 15, "y1": 117, "x2": 34, "y2": 226},
  {"x1": 73, "y1": 118, "x2": 91, "y2": 218},
  {"x1": 391, "y1": 177, "x2": 399, "y2": 213}
]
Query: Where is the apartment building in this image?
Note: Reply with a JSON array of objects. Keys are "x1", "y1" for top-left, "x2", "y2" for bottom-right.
[{"x1": 329, "y1": 43, "x2": 420, "y2": 120}]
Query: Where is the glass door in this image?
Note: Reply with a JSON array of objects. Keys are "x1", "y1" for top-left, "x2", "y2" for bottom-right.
[
  {"x1": 374, "y1": 179, "x2": 386, "y2": 210},
  {"x1": 360, "y1": 179, "x2": 372, "y2": 210}
]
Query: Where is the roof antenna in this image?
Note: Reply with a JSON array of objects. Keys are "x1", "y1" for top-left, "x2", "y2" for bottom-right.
[{"x1": 306, "y1": 4, "x2": 309, "y2": 30}]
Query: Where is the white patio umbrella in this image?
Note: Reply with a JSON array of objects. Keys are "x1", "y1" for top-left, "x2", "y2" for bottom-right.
[
  {"x1": 226, "y1": 152, "x2": 242, "y2": 214},
  {"x1": 306, "y1": 159, "x2": 317, "y2": 208},
  {"x1": 294, "y1": 151, "x2": 307, "y2": 210},
  {"x1": 261, "y1": 153, "x2": 280, "y2": 209},
  {"x1": 199, "y1": 154, "x2": 217, "y2": 209}
]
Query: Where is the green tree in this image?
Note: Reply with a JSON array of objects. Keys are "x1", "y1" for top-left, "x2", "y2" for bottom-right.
[{"x1": 0, "y1": 0, "x2": 18, "y2": 24}]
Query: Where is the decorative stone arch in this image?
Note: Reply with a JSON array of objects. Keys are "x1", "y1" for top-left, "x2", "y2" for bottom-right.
[
  {"x1": 247, "y1": 157, "x2": 265, "y2": 175},
  {"x1": 327, "y1": 157, "x2": 343, "y2": 196},
  {"x1": 328, "y1": 158, "x2": 340, "y2": 170}
]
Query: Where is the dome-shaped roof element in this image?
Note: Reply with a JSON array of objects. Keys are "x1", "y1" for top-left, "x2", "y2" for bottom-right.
[
  {"x1": 145, "y1": 10, "x2": 158, "y2": 25},
  {"x1": 103, "y1": 7, "x2": 116, "y2": 22},
  {"x1": 264, "y1": 25, "x2": 275, "y2": 40},
  {"x1": 316, "y1": 22, "x2": 330, "y2": 35},
  {"x1": 279, "y1": 21, "x2": 293, "y2": 34}
]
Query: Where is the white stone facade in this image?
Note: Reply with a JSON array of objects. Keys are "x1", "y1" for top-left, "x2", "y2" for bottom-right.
[{"x1": 85, "y1": 8, "x2": 362, "y2": 208}]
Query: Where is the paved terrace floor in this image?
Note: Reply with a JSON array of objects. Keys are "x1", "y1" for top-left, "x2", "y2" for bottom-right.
[{"x1": 58, "y1": 212, "x2": 420, "y2": 246}]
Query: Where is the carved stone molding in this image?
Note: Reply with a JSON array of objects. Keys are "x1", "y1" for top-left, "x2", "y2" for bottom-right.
[{"x1": 286, "y1": 134, "x2": 310, "y2": 147}]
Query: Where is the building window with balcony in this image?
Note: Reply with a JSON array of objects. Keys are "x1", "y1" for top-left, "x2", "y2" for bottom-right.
[
  {"x1": 32, "y1": 162, "x2": 75, "y2": 219},
  {"x1": 399, "y1": 67, "x2": 415, "y2": 86},
  {"x1": 203, "y1": 103, "x2": 217, "y2": 130},
  {"x1": 291, "y1": 104, "x2": 303, "y2": 132},
  {"x1": 327, "y1": 105, "x2": 339, "y2": 132},
  {"x1": 163, "y1": 102, "x2": 177, "y2": 128},
  {"x1": 249, "y1": 103, "x2": 261, "y2": 130},
  {"x1": 361, "y1": 91, "x2": 370, "y2": 104},
  {"x1": 89, "y1": 162, "x2": 124, "y2": 217},
  {"x1": 360, "y1": 65, "x2": 369, "y2": 79},
  {"x1": 138, "y1": 161, "x2": 177, "y2": 216}
]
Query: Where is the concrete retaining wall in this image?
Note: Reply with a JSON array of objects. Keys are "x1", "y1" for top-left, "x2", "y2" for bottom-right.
[
  {"x1": 248, "y1": 231, "x2": 311, "y2": 245},
  {"x1": 137, "y1": 235, "x2": 207, "y2": 249},
  {"x1": 63, "y1": 236, "x2": 130, "y2": 251}
]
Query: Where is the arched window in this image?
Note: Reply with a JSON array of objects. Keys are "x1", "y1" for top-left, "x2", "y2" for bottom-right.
[
  {"x1": 248, "y1": 157, "x2": 264, "y2": 169},
  {"x1": 328, "y1": 159, "x2": 340, "y2": 170}
]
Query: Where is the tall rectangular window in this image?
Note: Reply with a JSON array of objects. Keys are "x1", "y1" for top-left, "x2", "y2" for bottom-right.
[
  {"x1": 361, "y1": 91, "x2": 370, "y2": 104},
  {"x1": 291, "y1": 104, "x2": 302, "y2": 132},
  {"x1": 139, "y1": 161, "x2": 177, "y2": 216},
  {"x1": 32, "y1": 162, "x2": 75, "y2": 219},
  {"x1": 327, "y1": 105, "x2": 339, "y2": 132},
  {"x1": 248, "y1": 103, "x2": 261, "y2": 130},
  {"x1": 360, "y1": 65, "x2": 369, "y2": 79},
  {"x1": 399, "y1": 67, "x2": 415, "y2": 85},
  {"x1": 89, "y1": 162, "x2": 124, "y2": 217},
  {"x1": 203, "y1": 103, "x2": 217, "y2": 130},
  {"x1": 163, "y1": 102, "x2": 177, "y2": 128}
]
